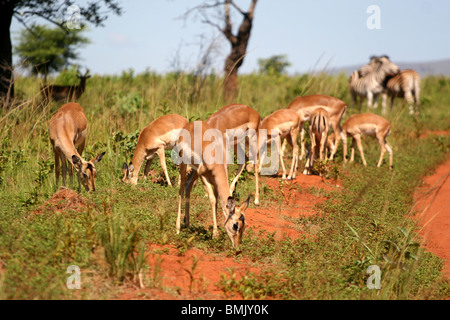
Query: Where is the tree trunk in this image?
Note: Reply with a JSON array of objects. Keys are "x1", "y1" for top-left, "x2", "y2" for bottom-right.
[
  {"x1": 224, "y1": 50, "x2": 241, "y2": 100},
  {"x1": 0, "y1": 4, "x2": 14, "y2": 105},
  {"x1": 223, "y1": 38, "x2": 250, "y2": 101},
  {"x1": 222, "y1": 3, "x2": 255, "y2": 101}
]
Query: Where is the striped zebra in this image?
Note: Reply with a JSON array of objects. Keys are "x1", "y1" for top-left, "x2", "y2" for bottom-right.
[
  {"x1": 382, "y1": 69, "x2": 421, "y2": 115},
  {"x1": 349, "y1": 56, "x2": 399, "y2": 110}
]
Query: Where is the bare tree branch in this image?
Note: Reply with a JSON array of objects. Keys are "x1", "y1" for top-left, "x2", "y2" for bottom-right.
[
  {"x1": 247, "y1": 0, "x2": 258, "y2": 19},
  {"x1": 226, "y1": 0, "x2": 245, "y2": 16}
]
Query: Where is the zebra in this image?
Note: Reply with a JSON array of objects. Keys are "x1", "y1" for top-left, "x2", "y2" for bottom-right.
[
  {"x1": 383, "y1": 69, "x2": 421, "y2": 115},
  {"x1": 349, "y1": 56, "x2": 400, "y2": 110}
]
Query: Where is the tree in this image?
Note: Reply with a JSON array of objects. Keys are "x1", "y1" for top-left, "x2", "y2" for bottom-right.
[
  {"x1": 0, "y1": 0, "x2": 122, "y2": 105},
  {"x1": 184, "y1": 0, "x2": 258, "y2": 100},
  {"x1": 14, "y1": 24, "x2": 90, "y2": 82},
  {"x1": 258, "y1": 55, "x2": 291, "y2": 76}
]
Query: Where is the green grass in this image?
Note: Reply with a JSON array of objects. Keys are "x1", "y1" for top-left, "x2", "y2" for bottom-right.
[{"x1": 0, "y1": 71, "x2": 449, "y2": 299}]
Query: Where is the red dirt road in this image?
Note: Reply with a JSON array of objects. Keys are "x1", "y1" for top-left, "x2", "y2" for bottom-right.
[{"x1": 414, "y1": 157, "x2": 450, "y2": 279}]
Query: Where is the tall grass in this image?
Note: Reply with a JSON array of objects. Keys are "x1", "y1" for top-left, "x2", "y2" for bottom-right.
[{"x1": 0, "y1": 70, "x2": 449, "y2": 299}]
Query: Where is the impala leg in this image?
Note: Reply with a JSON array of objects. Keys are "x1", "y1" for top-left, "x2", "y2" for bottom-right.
[
  {"x1": 343, "y1": 133, "x2": 349, "y2": 163},
  {"x1": 280, "y1": 138, "x2": 287, "y2": 158},
  {"x1": 303, "y1": 131, "x2": 315, "y2": 175},
  {"x1": 177, "y1": 163, "x2": 187, "y2": 234},
  {"x1": 299, "y1": 122, "x2": 306, "y2": 161},
  {"x1": 54, "y1": 150, "x2": 60, "y2": 190},
  {"x1": 74, "y1": 139, "x2": 85, "y2": 187},
  {"x1": 143, "y1": 157, "x2": 154, "y2": 179},
  {"x1": 329, "y1": 121, "x2": 341, "y2": 161},
  {"x1": 376, "y1": 134, "x2": 387, "y2": 168},
  {"x1": 288, "y1": 128, "x2": 299, "y2": 180},
  {"x1": 354, "y1": 135, "x2": 367, "y2": 166},
  {"x1": 350, "y1": 138, "x2": 356, "y2": 163},
  {"x1": 201, "y1": 175, "x2": 219, "y2": 238},
  {"x1": 60, "y1": 154, "x2": 67, "y2": 187},
  {"x1": 386, "y1": 142, "x2": 393, "y2": 169},
  {"x1": 183, "y1": 169, "x2": 198, "y2": 228},
  {"x1": 229, "y1": 143, "x2": 245, "y2": 195},
  {"x1": 319, "y1": 132, "x2": 328, "y2": 161},
  {"x1": 156, "y1": 148, "x2": 172, "y2": 186},
  {"x1": 277, "y1": 135, "x2": 287, "y2": 180}
]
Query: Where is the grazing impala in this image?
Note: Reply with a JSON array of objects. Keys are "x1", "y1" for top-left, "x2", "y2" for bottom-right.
[
  {"x1": 41, "y1": 69, "x2": 91, "y2": 102},
  {"x1": 49, "y1": 102, "x2": 105, "y2": 192},
  {"x1": 176, "y1": 121, "x2": 250, "y2": 253},
  {"x1": 122, "y1": 114, "x2": 188, "y2": 186},
  {"x1": 206, "y1": 104, "x2": 261, "y2": 204},
  {"x1": 259, "y1": 109, "x2": 300, "y2": 180},
  {"x1": 303, "y1": 108, "x2": 330, "y2": 175},
  {"x1": 341, "y1": 113, "x2": 393, "y2": 169},
  {"x1": 285, "y1": 94, "x2": 347, "y2": 164}
]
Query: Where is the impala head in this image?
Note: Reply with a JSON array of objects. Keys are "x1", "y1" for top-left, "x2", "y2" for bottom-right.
[
  {"x1": 122, "y1": 162, "x2": 138, "y2": 185},
  {"x1": 224, "y1": 196, "x2": 250, "y2": 254},
  {"x1": 77, "y1": 69, "x2": 91, "y2": 84},
  {"x1": 72, "y1": 152, "x2": 105, "y2": 192}
]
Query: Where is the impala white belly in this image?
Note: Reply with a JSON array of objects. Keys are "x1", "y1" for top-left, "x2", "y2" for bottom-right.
[
  {"x1": 359, "y1": 123, "x2": 377, "y2": 136},
  {"x1": 275, "y1": 121, "x2": 296, "y2": 137},
  {"x1": 160, "y1": 129, "x2": 184, "y2": 149}
]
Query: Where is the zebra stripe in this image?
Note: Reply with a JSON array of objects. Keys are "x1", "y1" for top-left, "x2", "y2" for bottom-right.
[
  {"x1": 384, "y1": 69, "x2": 421, "y2": 114},
  {"x1": 350, "y1": 56, "x2": 400, "y2": 109}
]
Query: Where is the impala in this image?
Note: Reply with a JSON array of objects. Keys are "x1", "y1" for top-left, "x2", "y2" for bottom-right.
[
  {"x1": 341, "y1": 113, "x2": 393, "y2": 169},
  {"x1": 303, "y1": 108, "x2": 329, "y2": 175},
  {"x1": 49, "y1": 102, "x2": 105, "y2": 192},
  {"x1": 206, "y1": 104, "x2": 261, "y2": 204},
  {"x1": 285, "y1": 94, "x2": 347, "y2": 164},
  {"x1": 176, "y1": 121, "x2": 250, "y2": 253},
  {"x1": 41, "y1": 69, "x2": 91, "y2": 102},
  {"x1": 122, "y1": 114, "x2": 188, "y2": 186},
  {"x1": 259, "y1": 108, "x2": 300, "y2": 180}
]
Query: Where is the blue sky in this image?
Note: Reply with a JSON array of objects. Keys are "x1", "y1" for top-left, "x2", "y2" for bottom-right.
[{"x1": 11, "y1": 0, "x2": 450, "y2": 75}]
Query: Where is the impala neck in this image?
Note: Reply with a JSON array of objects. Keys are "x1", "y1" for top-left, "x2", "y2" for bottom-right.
[
  {"x1": 130, "y1": 143, "x2": 148, "y2": 177},
  {"x1": 211, "y1": 164, "x2": 233, "y2": 217}
]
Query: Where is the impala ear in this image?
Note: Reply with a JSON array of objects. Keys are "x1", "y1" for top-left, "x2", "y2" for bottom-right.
[
  {"x1": 122, "y1": 163, "x2": 128, "y2": 170},
  {"x1": 128, "y1": 163, "x2": 134, "y2": 173},
  {"x1": 91, "y1": 152, "x2": 105, "y2": 164},
  {"x1": 226, "y1": 196, "x2": 236, "y2": 213},
  {"x1": 72, "y1": 155, "x2": 82, "y2": 171},
  {"x1": 240, "y1": 196, "x2": 251, "y2": 211}
]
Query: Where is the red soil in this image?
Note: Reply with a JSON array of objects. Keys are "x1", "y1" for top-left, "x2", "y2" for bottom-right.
[
  {"x1": 413, "y1": 156, "x2": 450, "y2": 279},
  {"x1": 37, "y1": 150, "x2": 450, "y2": 299},
  {"x1": 118, "y1": 173, "x2": 341, "y2": 300},
  {"x1": 32, "y1": 186, "x2": 88, "y2": 214}
]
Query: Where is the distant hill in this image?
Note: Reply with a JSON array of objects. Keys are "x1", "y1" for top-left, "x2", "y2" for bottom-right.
[{"x1": 323, "y1": 58, "x2": 450, "y2": 77}]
